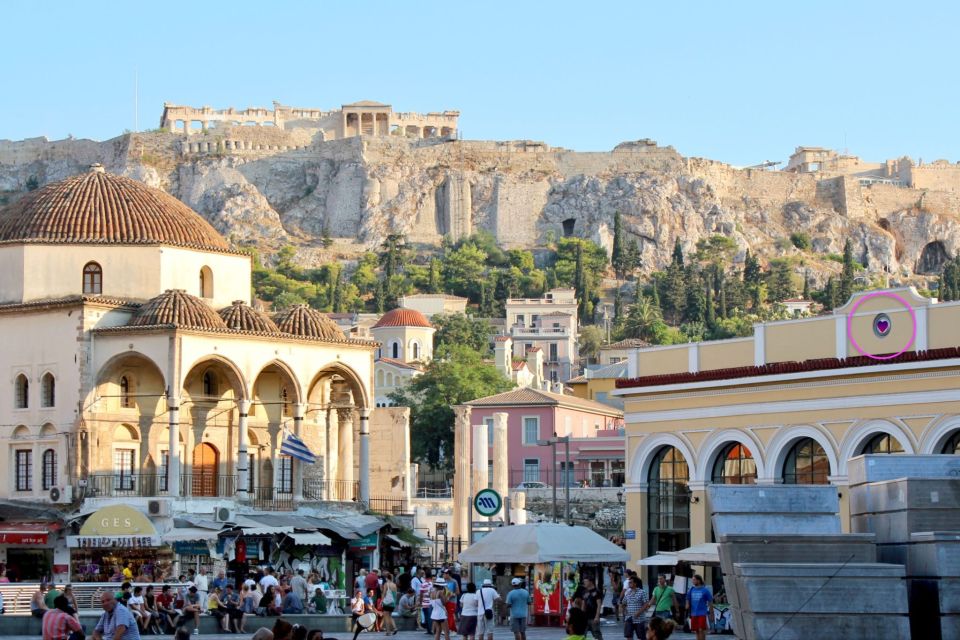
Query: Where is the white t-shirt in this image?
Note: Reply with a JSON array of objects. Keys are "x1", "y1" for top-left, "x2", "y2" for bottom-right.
[
  {"x1": 195, "y1": 574, "x2": 209, "y2": 592},
  {"x1": 478, "y1": 586, "x2": 499, "y2": 613},
  {"x1": 243, "y1": 579, "x2": 257, "y2": 590},
  {"x1": 128, "y1": 595, "x2": 144, "y2": 615},
  {"x1": 430, "y1": 598, "x2": 447, "y2": 620},
  {"x1": 460, "y1": 592, "x2": 479, "y2": 617},
  {"x1": 260, "y1": 575, "x2": 279, "y2": 590}
]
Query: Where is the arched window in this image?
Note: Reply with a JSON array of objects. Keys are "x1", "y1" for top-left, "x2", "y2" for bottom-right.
[
  {"x1": 41, "y1": 373, "x2": 55, "y2": 408},
  {"x1": 202, "y1": 371, "x2": 217, "y2": 397},
  {"x1": 941, "y1": 431, "x2": 960, "y2": 455},
  {"x1": 14, "y1": 374, "x2": 28, "y2": 409},
  {"x1": 119, "y1": 376, "x2": 132, "y2": 408},
  {"x1": 711, "y1": 443, "x2": 757, "y2": 485},
  {"x1": 42, "y1": 449, "x2": 57, "y2": 490},
  {"x1": 376, "y1": 370, "x2": 384, "y2": 387},
  {"x1": 199, "y1": 266, "x2": 213, "y2": 298},
  {"x1": 83, "y1": 262, "x2": 103, "y2": 295},
  {"x1": 860, "y1": 433, "x2": 904, "y2": 455},
  {"x1": 412, "y1": 341, "x2": 421, "y2": 360},
  {"x1": 647, "y1": 446, "x2": 690, "y2": 571},
  {"x1": 391, "y1": 341, "x2": 400, "y2": 359},
  {"x1": 782, "y1": 438, "x2": 830, "y2": 485}
]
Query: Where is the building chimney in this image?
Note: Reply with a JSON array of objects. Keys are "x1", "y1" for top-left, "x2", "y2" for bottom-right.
[
  {"x1": 494, "y1": 336, "x2": 513, "y2": 381},
  {"x1": 526, "y1": 347, "x2": 544, "y2": 390}
]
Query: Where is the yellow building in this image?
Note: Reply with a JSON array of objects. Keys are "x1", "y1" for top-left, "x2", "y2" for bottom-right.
[{"x1": 614, "y1": 287, "x2": 960, "y2": 565}]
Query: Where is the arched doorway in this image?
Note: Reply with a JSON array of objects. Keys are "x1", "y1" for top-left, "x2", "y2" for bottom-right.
[
  {"x1": 711, "y1": 443, "x2": 757, "y2": 485},
  {"x1": 192, "y1": 443, "x2": 219, "y2": 497},
  {"x1": 782, "y1": 438, "x2": 830, "y2": 484},
  {"x1": 647, "y1": 446, "x2": 690, "y2": 580}
]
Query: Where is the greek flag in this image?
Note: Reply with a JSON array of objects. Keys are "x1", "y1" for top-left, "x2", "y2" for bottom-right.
[{"x1": 280, "y1": 431, "x2": 317, "y2": 464}]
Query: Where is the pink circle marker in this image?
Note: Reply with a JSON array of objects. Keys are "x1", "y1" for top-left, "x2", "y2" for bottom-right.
[{"x1": 846, "y1": 291, "x2": 917, "y2": 360}]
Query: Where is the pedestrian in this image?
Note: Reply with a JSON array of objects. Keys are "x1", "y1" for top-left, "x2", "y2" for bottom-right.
[
  {"x1": 458, "y1": 582, "x2": 479, "y2": 640},
  {"x1": 350, "y1": 589, "x2": 373, "y2": 640},
  {"x1": 577, "y1": 578, "x2": 604, "y2": 640},
  {"x1": 260, "y1": 567, "x2": 279, "y2": 593},
  {"x1": 565, "y1": 608, "x2": 589, "y2": 640},
  {"x1": 365, "y1": 568, "x2": 381, "y2": 598},
  {"x1": 181, "y1": 586, "x2": 202, "y2": 633},
  {"x1": 195, "y1": 568, "x2": 210, "y2": 612},
  {"x1": 685, "y1": 575, "x2": 713, "y2": 640},
  {"x1": 419, "y1": 570, "x2": 435, "y2": 634},
  {"x1": 381, "y1": 572, "x2": 398, "y2": 635},
  {"x1": 292, "y1": 569, "x2": 309, "y2": 602},
  {"x1": 505, "y1": 578, "x2": 530, "y2": 640},
  {"x1": 92, "y1": 591, "x2": 141, "y2": 640},
  {"x1": 620, "y1": 576, "x2": 648, "y2": 640},
  {"x1": 476, "y1": 578, "x2": 500, "y2": 640},
  {"x1": 639, "y1": 575, "x2": 675, "y2": 622},
  {"x1": 208, "y1": 587, "x2": 230, "y2": 632},
  {"x1": 42, "y1": 595, "x2": 83, "y2": 640},
  {"x1": 155, "y1": 585, "x2": 181, "y2": 631},
  {"x1": 32, "y1": 583, "x2": 50, "y2": 618},
  {"x1": 644, "y1": 617, "x2": 676, "y2": 640},
  {"x1": 430, "y1": 583, "x2": 450, "y2": 640},
  {"x1": 212, "y1": 570, "x2": 228, "y2": 592}
]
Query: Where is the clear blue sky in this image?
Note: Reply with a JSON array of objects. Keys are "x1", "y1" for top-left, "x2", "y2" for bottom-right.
[{"x1": 2, "y1": 0, "x2": 956, "y2": 166}]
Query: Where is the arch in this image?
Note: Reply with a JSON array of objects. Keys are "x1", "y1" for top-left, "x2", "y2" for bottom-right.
[
  {"x1": 838, "y1": 419, "x2": 917, "y2": 474},
  {"x1": 390, "y1": 340, "x2": 400, "y2": 360},
  {"x1": 82, "y1": 261, "x2": 103, "y2": 295},
  {"x1": 12, "y1": 425, "x2": 30, "y2": 438},
  {"x1": 386, "y1": 372, "x2": 394, "y2": 386},
  {"x1": 919, "y1": 415, "x2": 960, "y2": 454},
  {"x1": 40, "y1": 372, "x2": 55, "y2": 408},
  {"x1": 628, "y1": 432, "x2": 699, "y2": 486},
  {"x1": 39, "y1": 423, "x2": 56, "y2": 438},
  {"x1": 191, "y1": 442, "x2": 220, "y2": 497},
  {"x1": 251, "y1": 360, "x2": 302, "y2": 403},
  {"x1": 696, "y1": 429, "x2": 767, "y2": 483},
  {"x1": 94, "y1": 351, "x2": 167, "y2": 411},
  {"x1": 199, "y1": 266, "x2": 214, "y2": 298},
  {"x1": 782, "y1": 438, "x2": 831, "y2": 484},
  {"x1": 14, "y1": 373, "x2": 28, "y2": 409},
  {"x1": 410, "y1": 340, "x2": 422, "y2": 361},
  {"x1": 306, "y1": 361, "x2": 371, "y2": 410},
  {"x1": 113, "y1": 423, "x2": 140, "y2": 442},
  {"x1": 765, "y1": 425, "x2": 839, "y2": 484},
  {"x1": 41, "y1": 449, "x2": 57, "y2": 490},
  {"x1": 941, "y1": 431, "x2": 960, "y2": 454},
  {"x1": 917, "y1": 240, "x2": 950, "y2": 275},
  {"x1": 252, "y1": 360, "x2": 301, "y2": 425},
  {"x1": 376, "y1": 370, "x2": 384, "y2": 387},
  {"x1": 182, "y1": 355, "x2": 248, "y2": 402}
]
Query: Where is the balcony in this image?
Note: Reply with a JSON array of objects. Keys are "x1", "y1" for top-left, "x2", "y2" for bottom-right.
[
  {"x1": 510, "y1": 325, "x2": 571, "y2": 337},
  {"x1": 86, "y1": 473, "x2": 236, "y2": 498}
]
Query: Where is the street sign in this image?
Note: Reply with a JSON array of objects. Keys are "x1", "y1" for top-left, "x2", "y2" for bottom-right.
[
  {"x1": 474, "y1": 488, "x2": 503, "y2": 517},
  {"x1": 624, "y1": 530, "x2": 636, "y2": 540}
]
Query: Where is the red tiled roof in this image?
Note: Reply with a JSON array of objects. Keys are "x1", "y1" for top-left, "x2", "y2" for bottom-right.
[
  {"x1": 601, "y1": 338, "x2": 650, "y2": 350},
  {"x1": 512, "y1": 361, "x2": 528, "y2": 371},
  {"x1": 372, "y1": 308, "x2": 432, "y2": 328},
  {"x1": 465, "y1": 388, "x2": 623, "y2": 417},
  {"x1": 130, "y1": 290, "x2": 227, "y2": 330},
  {"x1": 219, "y1": 300, "x2": 280, "y2": 333},
  {"x1": 378, "y1": 357, "x2": 423, "y2": 371},
  {"x1": 0, "y1": 165, "x2": 231, "y2": 252},
  {"x1": 616, "y1": 347, "x2": 960, "y2": 390},
  {"x1": 494, "y1": 335, "x2": 512, "y2": 342},
  {"x1": 274, "y1": 305, "x2": 347, "y2": 341}
]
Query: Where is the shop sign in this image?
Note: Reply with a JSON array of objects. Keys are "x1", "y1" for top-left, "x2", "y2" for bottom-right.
[
  {"x1": 624, "y1": 530, "x2": 636, "y2": 540},
  {"x1": 78, "y1": 505, "x2": 158, "y2": 537},
  {"x1": 348, "y1": 532, "x2": 378, "y2": 550},
  {"x1": 172, "y1": 541, "x2": 210, "y2": 556},
  {"x1": 0, "y1": 533, "x2": 47, "y2": 544},
  {"x1": 474, "y1": 488, "x2": 502, "y2": 517},
  {"x1": 67, "y1": 535, "x2": 163, "y2": 549}
]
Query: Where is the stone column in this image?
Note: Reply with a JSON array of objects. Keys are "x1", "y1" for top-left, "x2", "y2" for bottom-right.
[
  {"x1": 293, "y1": 403, "x2": 307, "y2": 502},
  {"x1": 337, "y1": 408, "x2": 355, "y2": 487},
  {"x1": 326, "y1": 408, "x2": 338, "y2": 499},
  {"x1": 491, "y1": 412, "x2": 509, "y2": 499},
  {"x1": 236, "y1": 399, "x2": 250, "y2": 500},
  {"x1": 359, "y1": 408, "x2": 371, "y2": 503},
  {"x1": 451, "y1": 405, "x2": 472, "y2": 542},
  {"x1": 472, "y1": 423, "x2": 489, "y2": 497},
  {"x1": 167, "y1": 394, "x2": 181, "y2": 498}
]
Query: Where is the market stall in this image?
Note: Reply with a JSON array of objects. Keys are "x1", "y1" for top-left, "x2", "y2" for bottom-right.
[{"x1": 67, "y1": 505, "x2": 171, "y2": 582}]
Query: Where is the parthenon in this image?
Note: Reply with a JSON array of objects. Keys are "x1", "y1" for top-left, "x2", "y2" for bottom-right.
[{"x1": 160, "y1": 100, "x2": 459, "y2": 140}]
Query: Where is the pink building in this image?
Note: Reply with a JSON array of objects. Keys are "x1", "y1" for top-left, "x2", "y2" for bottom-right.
[{"x1": 465, "y1": 388, "x2": 624, "y2": 488}]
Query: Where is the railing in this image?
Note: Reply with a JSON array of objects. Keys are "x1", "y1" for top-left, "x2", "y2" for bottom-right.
[
  {"x1": 416, "y1": 469, "x2": 453, "y2": 498},
  {"x1": 366, "y1": 495, "x2": 410, "y2": 515},
  {"x1": 85, "y1": 474, "x2": 237, "y2": 498},
  {"x1": 510, "y1": 325, "x2": 570, "y2": 336},
  {"x1": 510, "y1": 467, "x2": 625, "y2": 488},
  {"x1": 251, "y1": 486, "x2": 294, "y2": 511},
  {"x1": 303, "y1": 478, "x2": 359, "y2": 502}
]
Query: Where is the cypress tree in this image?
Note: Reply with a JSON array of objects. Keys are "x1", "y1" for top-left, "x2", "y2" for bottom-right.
[
  {"x1": 705, "y1": 284, "x2": 716, "y2": 327},
  {"x1": 802, "y1": 270, "x2": 811, "y2": 300},
  {"x1": 331, "y1": 266, "x2": 344, "y2": 313},
  {"x1": 611, "y1": 212, "x2": 627, "y2": 277},
  {"x1": 840, "y1": 239, "x2": 855, "y2": 303},
  {"x1": 672, "y1": 238, "x2": 685, "y2": 267},
  {"x1": 374, "y1": 278, "x2": 386, "y2": 313}
]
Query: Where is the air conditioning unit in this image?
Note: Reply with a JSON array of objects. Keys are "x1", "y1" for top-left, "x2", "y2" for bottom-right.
[
  {"x1": 49, "y1": 486, "x2": 73, "y2": 504},
  {"x1": 147, "y1": 500, "x2": 170, "y2": 517},
  {"x1": 213, "y1": 507, "x2": 235, "y2": 523}
]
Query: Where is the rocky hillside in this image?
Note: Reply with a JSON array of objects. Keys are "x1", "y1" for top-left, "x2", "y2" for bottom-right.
[{"x1": 2, "y1": 130, "x2": 959, "y2": 283}]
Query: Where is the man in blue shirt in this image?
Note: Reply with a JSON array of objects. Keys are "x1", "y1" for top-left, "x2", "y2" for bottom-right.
[
  {"x1": 92, "y1": 591, "x2": 141, "y2": 640},
  {"x1": 505, "y1": 578, "x2": 530, "y2": 640},
  {"x1": 685, "y1": 574, "x2": 713, "y2": 640}
]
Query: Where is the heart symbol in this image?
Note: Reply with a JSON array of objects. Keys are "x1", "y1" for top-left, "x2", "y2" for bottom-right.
[{"x1": 876, "y1": 319, "x2": 889, "y2": 334}]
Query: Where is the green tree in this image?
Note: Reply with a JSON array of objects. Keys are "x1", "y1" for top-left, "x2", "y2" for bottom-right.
[
  {"x1": 694, "y1": 235, "x2": 737, "y2": 264},
  {"x1": 802, "y1": 269, "x2": 811, "y2": 300},
  {"x1": 427, "y1": 259, "x2": 441, "y2": 293},
  {"x1": 578, "y1": 325, "x2": 606, "y2": 365},
  {"x1": 321, "y1": 223, "x2": 334, "y2": 249},
  {"x1": 623, "y1": 295, "x2": 663, "y2": 342},
  {"x1": 390, "y1": 345, "x2": 513, "y2": 467},
  {"x1": 379, "y1": 233, "x2": 407, "y2": 282},
  {"x1": 373, "y1": 278, "x2": 386, "y2": 313},
  {"x1": 611, "y1": 212, "x2": 628, "y2": 278},
  {"x1": 432, "y1": 314, "x2": 494, "y2": 355},
  {"x1": 840, "y1": 239, "x2": 856, "y2": 303},
  {"x1": 441, "y1": 243, "x2": 488, "y2": 299},
  {"x1": 507, "y1": 249, "x2": 535, "y2": 273},
  {"x1": 331, "y1": 265, "x2": 344, "y2": 313},
  {"x1": 351, "y1": 253, "x2": 380, "y2": 294},
  {"x1": 672, "y1": 238, "x2": 685, "y2": 267},
  {"x1": 767, "y1": 260, "x2": 795, "y2": 302},
  {"x1": 790, "y1": 232, "x2": 812, "y2": 251},
  {"x1": 683, "y1": 268, "x2": 706, "y2": 324}
]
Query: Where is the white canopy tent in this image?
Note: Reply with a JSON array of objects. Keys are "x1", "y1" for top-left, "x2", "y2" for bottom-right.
[
  {"x1": 636, "y1": 552, "x2": 679, "y2": 566},
  {"x1": 458, "y1": 523, "x2": 629, "y2": 564},
  {"x1": 676, "y1": 542, "x2": 720, "y2": 565}
]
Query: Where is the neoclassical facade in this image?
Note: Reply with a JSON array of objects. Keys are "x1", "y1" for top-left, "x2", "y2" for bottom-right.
[
  {"x1": 0, "y1": 166, "x2": 377, "y2": 514},
  {"x1": 613, "y1": 287, "x2": 960, "y2": 565}
]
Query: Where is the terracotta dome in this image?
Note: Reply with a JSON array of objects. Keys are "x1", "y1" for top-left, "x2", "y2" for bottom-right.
[
  {"x1": 274, "y1": 305, "x2": 346, "y2": 341},
  {"x1": 0, "y1": 165, "x2": 230, "y2": 252},
  {"x1": 130, "y1": 290, "x2": 228, "y2": 330},
  {"x1": 219, "y1": 300, "x2": 280, "y2": 333},
  {"x1": 372, "y1": 307, "x2": 432, "y2": 329}
]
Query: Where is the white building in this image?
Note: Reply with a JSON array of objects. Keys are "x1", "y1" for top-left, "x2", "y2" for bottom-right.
[
  {"x1": 504, "y1": 288, "x2": 579, "y2": 383},
  {"x1": 371, "y1": 307, "x2": 435, "y2": 406}
]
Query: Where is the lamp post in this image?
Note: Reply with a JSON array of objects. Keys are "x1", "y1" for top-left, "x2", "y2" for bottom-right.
[{"x1": 537, "y1": 434, "x2": 571, "y2": 523}]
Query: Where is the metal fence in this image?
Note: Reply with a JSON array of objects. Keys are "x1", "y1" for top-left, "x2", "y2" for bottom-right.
[
  {"x1": 303, "y1": 478, "x2": 359, "y2": 502},
  {"x1": 509, "y1": 467, "x2": 625, "y2": 488},
  {"x1": 251, "y1": 486, "x2": 294, "y2": 511},
  {"x1": 366, "y1": 495, "x2": 410, "y2": 515},
  {"x1": 416, "y1": 468, "x2": 453, "y2": 498},
  {"x1": 86, "y1": 473, "x2": 238, "y2": 498}
]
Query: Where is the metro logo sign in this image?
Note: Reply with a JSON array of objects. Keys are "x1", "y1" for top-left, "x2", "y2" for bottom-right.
[{"x1": 474, "y1": 488, "x2": 503, "y2": 517}]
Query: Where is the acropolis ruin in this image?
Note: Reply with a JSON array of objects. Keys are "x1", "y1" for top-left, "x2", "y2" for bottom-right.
[{"x1": 160, "y1": 100, "x2": 459, "y2": 141}]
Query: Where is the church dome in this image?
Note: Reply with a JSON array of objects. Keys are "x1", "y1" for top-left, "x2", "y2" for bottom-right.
[
  {"x1": 0, "y1": 165, "x2": 230, "y2": 252},
  {"x1": 275, "y1": 305, "x2": 346, "y2": 341},
  {"x1": 219, "y1": 300, "x2": 280, "y2": 333},
  {"x1": 372, "y1": 307, "x2": 432, "y2": 329},
  {"x1": 130, "y1": 290, "x2": 228, "y2": 330}
]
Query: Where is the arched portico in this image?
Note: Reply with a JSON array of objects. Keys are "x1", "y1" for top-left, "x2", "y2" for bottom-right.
[
  {"x1": 696, "y1": 429, "x2": 767, "y2": 484},
  {"x1": 838, "y1": 419, "x2": 917, "y2": 474},
  {"x1": 920, "y1": 415, "x2": 960, "y2": 454},
  {"x1": 628, "y1": 432, "x2": 699, "y2": 486},
  {"x1": 765, "y1": 425, "x2": 839, "y2": 484}
]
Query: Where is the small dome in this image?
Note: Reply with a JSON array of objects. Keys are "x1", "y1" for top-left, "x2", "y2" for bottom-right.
[
  {"x1": 274, "y1": 305, "x2": 346, "y2": 341},
  {"x1": 372, "y1": 307, "x2": 432, "y2": 329},
  {"x1": 0, "y1": 165, "x2": 231, "y2": 252},
  {"x1": 130, "y1": 290, "x2": 228, "y2": 330},
  {"x1": 219, "y1": 300, "x2": 280, "y2": 333}
]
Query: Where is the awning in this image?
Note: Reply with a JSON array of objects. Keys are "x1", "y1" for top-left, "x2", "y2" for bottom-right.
[
  {"x1": 0, "y1": 522, "x2": 59, "y2": 545},
  {"x1": 636, "y1": 552, "x2": 679, "y2": 566},
  {"x1": 287, "y1": 532, "x2": 333, "y2": 546},
  {"x1": 232, "y1": 516, "x2": 296, "y2": 536},
  {"x1": 458, "y1": 523, "x2": 629, "y2": 563},
  {"x1": 675, "y1": 543, "x2": 720, "y2": 565},
  {"x1": 385, "y1": 534, "x2": 411, "y2": 548},
  {"x1": 164, "y1": 527, "x2": 221, "y2": 542}
]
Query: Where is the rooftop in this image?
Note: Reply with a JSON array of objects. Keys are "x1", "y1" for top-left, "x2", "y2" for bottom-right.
[
  {"x1": 372, "y1": 307, "x2": 432, "y2": 329},
  {"x1": 465, "y1": 387, "x2": 623, "y2": 417}
]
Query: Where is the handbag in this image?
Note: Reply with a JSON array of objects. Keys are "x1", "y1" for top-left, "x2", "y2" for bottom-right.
[{"x1": 480, "y1": 588, "x2": 493, "y2": 620}]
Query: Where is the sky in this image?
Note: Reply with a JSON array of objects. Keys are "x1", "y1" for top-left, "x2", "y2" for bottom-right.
[{"x1": 1, "y1": 0, "x2": 957, "y2": 166}]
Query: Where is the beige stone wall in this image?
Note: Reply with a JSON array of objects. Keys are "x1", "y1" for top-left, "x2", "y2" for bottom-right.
[
  {"x1": 636, "y1": 345, "x2": 690, "y2": 376},
  {"x1": 930, "y1": 303, "x2": 960, "y2": 348},
  {"x1": 368, "y1": 407, "x2": 410, "y2": 498},
  {"x1": 699, "y1": 339, "x2": 753, "y2": 371},
  {"x1": 765, "y1": 318, "x2": 835, "y2": 363}
]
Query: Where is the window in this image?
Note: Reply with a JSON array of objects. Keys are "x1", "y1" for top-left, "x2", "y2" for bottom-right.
[
  {"x1": 82, "y1": 262, "x2": 102, "y2": 295},
  {"x1": 485, "y1": 418, "x2": 495, "y2": 447},
  {"x1": 120, "y1": 376, "x2": 132, "y2": 408},
  {"x1": 40, "y1": 373, "x2": 55, "y2": 408},
  {"x1": 711, "y1": 443, "x2": 757, "y2": 485},
  {"x1": 549, "y1": 344, "x2": 558, "y2": 362},
  {"x1": 523, "y1": 417, "x2": 539, "y2": 444},
  {"x1": 610, "y1": 460, "x2": 625, "y2": 487},
  {"x1": 523, "y1": 458, "x2": 540, "y2": 483},
  {"x1": 516, "y1": 315, "x2": 525, "y2": 327},
  {"x1": 14, "y1": 374, "x2": 28, "y2": 409},
  {"x1": 15, "y1": 450, "x2": 32, "y2": 491},
  {"x1": 860, "y1": 434, "x2": 904, "y2": 455},
  {"x1": 942, "y1": 431, "x2": 960, "y2": 455},
  {"x1": 278, "y1": 455, "x2": 293, "y2": 493},
  {"x1": 113, "y1": 448, "x2": 136, "y2": 491},
  {"x1": 391, "y1": 342, "x2": 400, "y2": 359},
  {"x1": 782, "y1": 438, "x2": 830, "y2": 485},
  {"x1": 42, "y1": 449, "x2": 56, "y2": 490},
  {"x1": 412, "y1": 342, "x2": 421, "y2": 360},
  {"x1": 202, "y1": 371, "x2": 217, "y2": 397},
  {"x1": 199, "y1": 266, "x2": 213, "y2": 298},
  {"x1": 647, "y1": 447, "x2": 690, "y2": 572},
  {"x1": 609, "y1": 357, "x2": 623, "y2": 364}
]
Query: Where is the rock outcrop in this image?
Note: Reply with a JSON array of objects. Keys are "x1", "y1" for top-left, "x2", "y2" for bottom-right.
[{"x1": 2, "y1": 130, "x2": 959, "y2": 281}]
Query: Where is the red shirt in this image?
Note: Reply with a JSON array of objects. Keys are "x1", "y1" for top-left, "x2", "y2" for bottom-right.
[
  {"x1": 156, "y1": 593, "x2": 173, "y2": 609},
  {"x1": 365, "y1": 573, "x2": 379, "y2": 591},
  {"x1": 42, "y1": 609, "x2": 81, "y2": 640}
]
